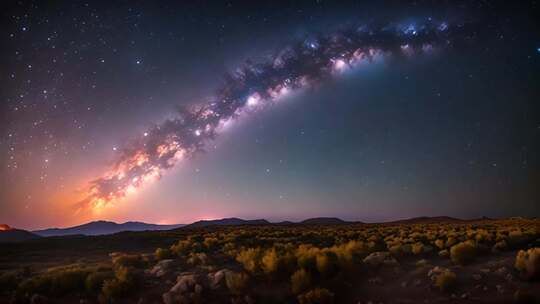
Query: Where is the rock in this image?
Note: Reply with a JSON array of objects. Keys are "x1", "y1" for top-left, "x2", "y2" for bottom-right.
[
  {"x1": 368, "y1": 276, "x2": 383, "y2": 284},
  {"x1": 383, "y1": 258, "x2": 399, "y2": 267},
  {"x1": 148, "y1": 259, "x2": 177, "y2": 277},
  {"x1": 30, "y1": 294, "x2": 48, "y2": 304},
  {"x1": 162, "y1": 292, "x2": 174, "y2": 304},
  {"x1": 472, "y1": 274, "x2": 482, "y2": 281},
  {"x1": 423, "y1": 245, "x2": 434, "y2": 254},
  {"x1": 413, "y1": 279, "x2": 422, "y2": 286},
  {"x1": 416, "y1": 259, "x2": 429, "y2": 267},
  {"x1": 401, "y1": 281, "x2": 408, "y2": 288},
  {"x1": 479, "y1": 268, "x2": 490, "y2": 274},
  {"x1": 363, "y1": 252, "x2": 398, "y2": 267},
  {"x1": 231, "y1": 296, "x2": 255, "y2": 304},
  {"x1": 505, "y1": 273, "x2": 513, "y2": 282},
  {"x1": 427, "y1": 266, "x2": 451, "y2": 281},
  {"x1": 244, "y1": 295, "x2": 255, "y2": 304},
  {"x1": 164, "y1": 273, "x2": 205, "y2": 304},
  {"x1": 171, "y1": 273, "x2": 200, "y2": 293},
  {"x1": 461, "y1": 293, "x2": 468, "y2": 299},
  {"x1": 496, "y1": 285, "x2": 504, "y2": 294},
  {"x1": 495, "y1": 267, "x2": 508, "y2": 276},
  {"x1": 195, "y1": 284, "x2": 203, "y2": 294},
  {"x1": 207, "y1": 269, "x2": 231, "y2": 290}
]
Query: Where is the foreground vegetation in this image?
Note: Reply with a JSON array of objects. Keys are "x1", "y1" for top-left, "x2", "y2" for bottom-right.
[{"x1": 1, "y1": 218, "x2": 539, "y2": 303}]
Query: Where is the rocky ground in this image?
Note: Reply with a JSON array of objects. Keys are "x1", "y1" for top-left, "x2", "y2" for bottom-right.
[{"x1": 94, "y1": 250, "x2": 539, "y2": 304}]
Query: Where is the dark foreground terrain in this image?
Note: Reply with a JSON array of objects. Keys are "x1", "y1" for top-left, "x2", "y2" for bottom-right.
[{"x1": 1, "y1": 218, "x2": 539, "y2": 303}]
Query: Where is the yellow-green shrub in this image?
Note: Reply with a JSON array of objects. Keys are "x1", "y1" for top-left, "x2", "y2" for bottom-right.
[
  {"x1": 450, "y1": 241, "x2": 476, "y2": 265},
  {"x1": 298, "y1": 288, "x2": 334, "y2": 304},
  {"x1": 412, "y1": 242, "x2": 424, "y2": 255},
  {"x1": 187, "y1": 252, "x2": 209, "y2": 266},
  {"x1": 438, "y1": 249, "x2": 449, "y2": 258},
  {"x1": 154, "y1": 248, "x2": 172, "y2": 261},
  {"x1": 112, "y1": 254, "x2": 146, "y2": 269},
  {"x1": 291, "y1": 269, "x2": 311, "y2": 295},
  {"x1": 434, "y1": 239, "x2": 445, "y2": 249},
  {"x1": 171, "y1": 239, "x2": 192, "y2": 256},
  {"x1": 85, "y1": 271, "x2": 113, "y2": 292},
  {"x1": 513, "y1": 289, "x2": 536, "y2": 304},
  {"x1": 515, "y1": 248, "x2": 540, "y2": 280},
  {"x1": 225, "y1": 271, "x2": 249, "y2": 295},
  {"x1": 493, "y1": 240, "x2": 507, "y2": 252},
  {"x1": 261, "y1": 248, "x2": 280, "y2": 275},
  {"x1": 236, "y1": 248, "x2": 262, "y2": 273},
  {"x1": 0, "y1": 271, "x2": 20, "y2": 292},
  {"x1": 434, "y1": 270, "x2": 457, "y2": 292},
  {"x1": 17, "y1": 267, "x2": 90, "y2": 297}
]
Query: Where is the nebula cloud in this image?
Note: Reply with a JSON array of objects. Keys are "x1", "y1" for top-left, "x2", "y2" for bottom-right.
[{"x1": 79, "y1": 18, "x2": 472, "y2": 211}]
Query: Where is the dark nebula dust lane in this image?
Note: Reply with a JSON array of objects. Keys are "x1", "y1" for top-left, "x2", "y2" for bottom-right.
[{"x1": 81, "y1": 18, "x2": 477, "y2": 211}]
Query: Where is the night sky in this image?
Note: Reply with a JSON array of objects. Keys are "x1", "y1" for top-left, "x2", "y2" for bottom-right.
[{"x1": 1, "y1": 1, "x2": 539, "y2": 230}]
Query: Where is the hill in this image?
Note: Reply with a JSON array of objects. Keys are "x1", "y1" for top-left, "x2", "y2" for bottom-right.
[
  {"x1": 300, "y1": 217, "x2": 351, "y2": 225},
  {"x1": 0, "y1": 225, "x2": 41, "y2": 242},
  {"x1": 184, "y1": 217, "x2": 269, "y2": 228},
  {"x1": 33, "y1": 221, "x2": 185, "y2": 237},
  {"x1": 386, "y1": 216, "x2": 465, "y2": 224}
]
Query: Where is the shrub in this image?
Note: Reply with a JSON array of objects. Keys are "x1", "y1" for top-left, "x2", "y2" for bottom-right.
[
  {"x1": 434, "y1": 239, "x2": 445, "y2": 249},
  {"x1": 513, "y1": 289, "x2": 536, "y2": 304},
  {"x1": 388, "y1": 244, "x2": 402, "y2": 256},
  {"x1": 225, "y1": 272, "x2": 249, "y2": 295},
  {"x1": 112, "y1": 254, "x2": 146, "y2": 269},
  {"x1": 291, "y1": 269, "x2": 311, "y2": 295},
  {"x1": 171, "y1": 240, "x2": 192, "y2": 256},
  {"x1": 17, "y1": 268, "x2": 90, "y2": 297},
  {"x1": 434, "y1": 270, "x2": 457, "y2": 292},
  {"x1": 101, "y1": 278, "x2": 129, "y2": 301},
  {"x1": 296, "y1": 245, "x2": 318, "y2": 271},
  {"x1": 298, "y1": 288, "x2": 334, "y2": 304},
  {"x1": 445, "y1": 237, "x2": 457, "y2": 248},
  {"x1": 49, "y1": 269, "x2": 89, "y2": 296},
  {"x1": 187, "y1": 252, "x2": 209, "y2": 266},
  {"x1": 17, "y1": 276, "x2": 52, "y2": 297},
  {"x1": 85, "y1": 271, "x2": 113, "y2": 292},
  {"x1": 450, "y1": 241, "x2": 476, "y2": 265},
  {"x1": 515, "y1": 248, "x2": 540, "y2": 280},
  {"x1": 438, "y1": 249, "x2": 449, "y2": 258},
  {"x1": 0, "y1": 271, "x2": 20, "y2": 292},
  {"x1": 203, "y1": 237, "x2": 219, "y2": 250},
  {"x1": 261, "y1": 248, "x2": 280, "y2": 275},
  {"x1": 155, "y1": 248, "x2": 173, "y2": 261},
  {"x1": 412, "y1": 242, "x2": 424, "y2": 255},
  {"x1": 493, "y1": 240, "x2": 508, "y2": 252},
  {"x1": 236, "y1": 248, "x2": 262, "y2": 273},
  {"x1": 315, "y1": 252, "x2": 337, "y2": 276},
  {"x1": 101, "y1": 265, "x2": 138, "y2": 301}
]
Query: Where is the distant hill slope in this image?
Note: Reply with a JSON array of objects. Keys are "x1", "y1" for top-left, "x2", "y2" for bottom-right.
[
  {"x1": 184, "y1": 217, "x2": 269, "y2": 228},
  {"x1": 300, "y1": 217, "x2": 352, "y2": 225},
  {"x1": 386, "y1": 216, "x2": 467, "y2": 224},
  {"x1": 33, "y1": 221, "x2": 185, "y2": 237},
  {"x1": 0, "y1": 226, "x2": 41, "y2": 243}
]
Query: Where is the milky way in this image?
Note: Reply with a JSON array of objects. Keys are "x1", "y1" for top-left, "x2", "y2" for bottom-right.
[{"x1": 81, "y1": 18, "x2": 473, "y2": 211}]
